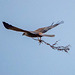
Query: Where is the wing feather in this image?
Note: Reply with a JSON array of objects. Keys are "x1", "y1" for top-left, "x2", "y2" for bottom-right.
[
  {"x1": 3, "y1": 22, "x2": 29, "y2": 33},
  {"x1": 35, "y1": 21, "x2": 64, "y2": 33}
]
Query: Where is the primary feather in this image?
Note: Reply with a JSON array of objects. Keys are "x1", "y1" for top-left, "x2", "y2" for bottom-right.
[{"x1": 35, "y1": 21, "x2": 64, "y2": 33}]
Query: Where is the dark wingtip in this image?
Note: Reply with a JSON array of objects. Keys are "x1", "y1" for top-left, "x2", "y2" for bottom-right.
[
  {"x1": 2, "y1": 21, "x2": 11, "y2": 29},
  {"x1": 2, "y1": 21, "x2": 6, "y2": 25},
  {"x1": 57, "y1": 21, "x2": 64, "y2": 25}
]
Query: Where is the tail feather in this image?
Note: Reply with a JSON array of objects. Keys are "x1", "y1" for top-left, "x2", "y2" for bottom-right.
[{"x1": 42, "y1": 34, "x2": 55, "y2": 37}]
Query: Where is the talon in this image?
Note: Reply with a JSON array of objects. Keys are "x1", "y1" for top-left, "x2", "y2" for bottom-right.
[
  {"x1": 38, "y1": 39, "x2": 42, "y2": 45},
  {"x1": 39, "y1": 40, "x2": 42, "y2": 43}
]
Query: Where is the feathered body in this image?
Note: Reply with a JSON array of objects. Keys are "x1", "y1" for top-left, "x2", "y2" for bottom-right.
[{"x1": 3, "y1": 21, "x2": 64, "y2": 39}]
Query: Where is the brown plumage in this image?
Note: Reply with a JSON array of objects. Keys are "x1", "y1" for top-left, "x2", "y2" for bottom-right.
[{"x1": 2, "y1": 21, "x2": 64, "y2": 39}]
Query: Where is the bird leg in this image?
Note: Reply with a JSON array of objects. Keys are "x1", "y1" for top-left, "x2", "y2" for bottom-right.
[
  {"x1": 32, "y1": 37, "x2": 43, "y2": 45},
  {"x1": 38, "y1": 37, "x2": 43, "y2": 45}
]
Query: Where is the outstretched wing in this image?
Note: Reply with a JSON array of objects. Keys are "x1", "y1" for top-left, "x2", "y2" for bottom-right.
[
  {"x1": 35, "y1": 21, "x2": 64, "y2": 33},
  {"x1": 3, "y1": 22, "x2": 29, "y2": 33}
]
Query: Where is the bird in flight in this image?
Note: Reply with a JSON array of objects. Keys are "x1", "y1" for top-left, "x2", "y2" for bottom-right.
[{"x1": 3, "y1": 21, "x2": 63, "y2": 40}]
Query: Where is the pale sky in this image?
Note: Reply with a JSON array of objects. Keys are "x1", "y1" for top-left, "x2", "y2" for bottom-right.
[{"x1": 0, "y1": 0, "x2": 75, "y2": 75}]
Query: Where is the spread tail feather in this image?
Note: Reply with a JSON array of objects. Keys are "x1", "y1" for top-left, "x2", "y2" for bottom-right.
[{"x1": 42, "y1": 34, "x2": 55, "y2": 37}]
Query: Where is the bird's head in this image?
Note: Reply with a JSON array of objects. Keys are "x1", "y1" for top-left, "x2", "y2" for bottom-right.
[{"x1": 22, "y1": 33, "x2": 26, "y2": 36}]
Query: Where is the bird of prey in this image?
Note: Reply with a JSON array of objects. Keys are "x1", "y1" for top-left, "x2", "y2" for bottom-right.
[{"x1": 2, "y1": 21, "x2": 63, "y2": 40}]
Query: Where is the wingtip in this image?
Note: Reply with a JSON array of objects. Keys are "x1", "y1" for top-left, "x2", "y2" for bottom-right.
[
  {"x1": 2, "y1": 21, "x2": 5, "y2": 24},
  {"x1": 57, "y1": 21, "x2": 64, "y2": 24},
  {"x1": 2, "y1": 21, "x2": 7, "y2": 25},
  {"x1": 2, "y1": 21, "x2": 10, "y2": 29},
  {"x1": 60, "y1": 21, "x2": 64, "y2": 24}
]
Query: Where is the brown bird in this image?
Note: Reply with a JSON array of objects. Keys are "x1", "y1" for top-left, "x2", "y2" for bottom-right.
[{"x1": 2, "y1": 21, "x2": 64, "y2": 40}]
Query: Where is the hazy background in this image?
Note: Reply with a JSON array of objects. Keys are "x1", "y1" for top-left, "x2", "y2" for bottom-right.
[{"x1": 0, "y1": 0, "x2": 75, "y2": 75}]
